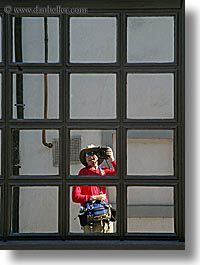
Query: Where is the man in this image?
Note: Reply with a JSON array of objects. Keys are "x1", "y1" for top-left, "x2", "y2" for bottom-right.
[{"x1": 72, "y1": 144, "x2": 116, "y2": 233}]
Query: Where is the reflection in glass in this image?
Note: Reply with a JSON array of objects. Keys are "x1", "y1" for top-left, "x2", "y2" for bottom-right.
[
  {"x1": 12, "y1": 17, "x2": 59, "y2": 63},
  {"x1": 127, "y1": 16, "x2": 174, "y2": 63},
  {"x1": 0, "y1": 187, "x2": 1, "y2": 230},
  {"x1": 0, "y1": 130, "x2": 1, "y2": 175},
  {"x1": 127, "y1": 130, "x2": 174, "y2": 175},
  {"x1": 127, "y1": 74, "x2": 174, "y2": 119},
  {"x1": 0, "y1": 73, "x2": 2, "y2": 119},
  {"x1": 70, "y1": 186, "x2": 116, "y2": 233},
  {"x1": 70, "y1": 74, "x2": 116, "y2": 119},
  {"x1": 12, "y1": 130, "x2": 59, "y2": 175},
  {"x1": 70, "y1": 17, "x2": 117, "y2": 63},
  {"x1": 70, "y1": 130, "x2": 116, "y2": 175},
  {"x1": 13, "y1": 74, "x2": 59, "y2": 119},
  {"x1": 127, "y1": 186, "x2": 174, "y2": 233},
  {"x1": 11, "y1": 186, "x2": 59, "y2": 233},
  {"x1": 0, "y1": 16, "x2": 2, "y2": 61}
]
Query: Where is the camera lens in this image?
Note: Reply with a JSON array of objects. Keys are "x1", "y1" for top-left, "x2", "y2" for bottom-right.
[
  {"x1": 98, "y1": 149, "x2": 106, "y2": 158},
  {"x1": 97, "y1": 147, "x2": 109, "y2": 159}
]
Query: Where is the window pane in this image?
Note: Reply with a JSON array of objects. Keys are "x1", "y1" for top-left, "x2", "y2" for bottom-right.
[
  {"x1": 127, "y1": 186, "x2": 174, "y2": 233},
  {"x1": 70, "y1": 186, "x2": 116, "y2": 233},
  {"x1": 127, "y1": 130, "x2": 174, "y2": 175},
  {"x1": 127, "y1": 74, "x2": 174, "y2": 119},
  {"x1": 0, "y1": 16, "x2": 2, "y2": 61},
  {"x1": 12, "y1": 130, "x2": 59, "y2": 175},
  {"x1": 0, "y1": 73, "x2": 2, "y2": 119},
  {"x1": 127, "y1": 16, "x2": 174, "y2": 63},
  {"x1": 70, "y1": 74, "x2": 116, "y2": 119},
  {"x1": 0, "y1": 186, "x2": 1, "y2": 233},
  {"x1": 12, "y1": 17, "x2": 59, "y2": 63},
  {"x1": 70, "y1": 130, "x2": 116, "y2": 175},
  {"x1": 0, "y1": 130, "x2": 1, "y2": 175},
  {"x1": 11, "y1": 186, "x2": 59, "y2": 233},
  {"x1": 70, "y1": 17, "x2": 117, "y2": 63},
  {"x1": 13, "y1": 74, "x2": 59, "y2": 119}
]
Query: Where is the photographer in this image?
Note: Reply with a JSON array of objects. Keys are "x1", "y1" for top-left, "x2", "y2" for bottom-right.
[{"x1": 72, "y1": 144, "x2": 116, "y2": 233}]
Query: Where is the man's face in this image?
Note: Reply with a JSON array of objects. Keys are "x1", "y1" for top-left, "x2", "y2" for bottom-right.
[{"x1": 85, "y1": 151, "x2": 98, "y2": 167}]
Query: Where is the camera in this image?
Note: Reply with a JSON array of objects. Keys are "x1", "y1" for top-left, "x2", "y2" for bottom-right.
[{"x1": 97, "y1": 146, "x2": 109, "y2": 159}]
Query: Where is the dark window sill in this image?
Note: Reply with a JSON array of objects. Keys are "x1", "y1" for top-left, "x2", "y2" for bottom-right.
[{"x1": 0, "y1": 239, "x2": 185, "y2": 250}]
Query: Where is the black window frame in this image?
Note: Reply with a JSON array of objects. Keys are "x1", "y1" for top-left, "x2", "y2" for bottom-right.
[{"x1": 0, "y1": 0, "x2": 185, "y2": 250}]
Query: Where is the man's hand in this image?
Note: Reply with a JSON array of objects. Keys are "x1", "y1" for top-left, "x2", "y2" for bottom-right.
[
  {"x1": 90, "y1": 193, "x2": 106, "y2": 201},
  {"x1": 106, "y1": 147, "x2": 115, "y2": 162}
]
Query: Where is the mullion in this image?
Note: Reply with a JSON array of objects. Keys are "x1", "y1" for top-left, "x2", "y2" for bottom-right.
[
  {"x1": 118, "y1": 13, "x2": 126, "y2": 239},
  {"x1": 64, "y1": 127, "x2": 70, "y2": 235},
  {"x1": 2, "y1": 12, "x2": 11, "y2": 241},
  {"x1": 118, "y1": 126, "x2": 126, "y2": 239},
  {"x1": 60, "y1": 10, "x2": 67, "y2": 238},
  {"x1": 177, "y1": 125, "x2": 185, "y2": 240},
  {"x1": 117, "y1": 13, "x2": 126, "y2": 240},
  {"x1": 62, "y1": 14, "x2": 69, "y2": 238},
  {"x1": 176, "y1": 7, "x2": 185, "y2": 242}
]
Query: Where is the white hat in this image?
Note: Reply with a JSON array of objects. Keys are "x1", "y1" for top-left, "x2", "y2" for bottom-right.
[{"x1": 79, "y1": 144, "x2": 104, "y2": 166}]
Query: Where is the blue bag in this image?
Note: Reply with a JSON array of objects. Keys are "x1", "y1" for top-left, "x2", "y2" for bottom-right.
[{"x1": 78, "y1": 200, "x2": 113, "y2": 227}]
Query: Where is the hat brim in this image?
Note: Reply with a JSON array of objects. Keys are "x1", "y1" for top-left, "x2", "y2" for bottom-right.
[{"x1": 80, "y1": 146, "x2": 104, "y2": 166}]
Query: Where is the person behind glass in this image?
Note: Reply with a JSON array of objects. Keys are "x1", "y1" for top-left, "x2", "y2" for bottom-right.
[{"x1": 72, "y1": 144, "x2": 116, "y2": 233}]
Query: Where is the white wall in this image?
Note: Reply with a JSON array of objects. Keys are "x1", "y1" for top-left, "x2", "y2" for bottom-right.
[
  {"x1": 127, "y1": 138, "x2": 174, "y2": 175},
  {"x1": 18, "y1": 186, "x2": 58, "y2": 233},
  {"x1": 70, "y1": 17, "x2": 116, "y2": 63},
  {"x1": 19, "y1": 130, "x2": 59, "y2": 175},
  {"x1": 127, "y1": 16, "x2": 174, "y2": 63},
  {"x1": 127, "y1": 73, "x2": 174, "y2": 119},
  {"x1": 13, "y1": 74, "x2": 59, "y2": 119},
  {"x1": 13, "y1": 17, "x2": 59, "y2": 63},
  {"x1": 127, "y1": 186, "x2": 174, "y2": 233},
  {"x1": 0, "y1": 17, "x2": 2, "y2": 62},
  {"x1": 70, "y1": 74, "x2": 116, "y2": 119}
]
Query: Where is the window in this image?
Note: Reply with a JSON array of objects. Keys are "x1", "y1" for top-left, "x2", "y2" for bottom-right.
[
  {"x1": 0, "y1": 0, "x2": 185, "y2": 250},
  {"x1": 70, "y1": 135, "x2": 81, "y2": 163}
]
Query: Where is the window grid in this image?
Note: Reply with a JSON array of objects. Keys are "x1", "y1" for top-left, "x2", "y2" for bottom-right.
[{"x1": 0, "y1": 0, "x2": 185, "y2": 250}]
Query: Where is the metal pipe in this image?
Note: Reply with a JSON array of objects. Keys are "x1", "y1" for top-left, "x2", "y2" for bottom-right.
[
  {"x1": 42, "y1": 73, "x2": 53, "y2": 148},
  {"x1": 42, "y1": 17, "x2": 53, "y2": 149}
]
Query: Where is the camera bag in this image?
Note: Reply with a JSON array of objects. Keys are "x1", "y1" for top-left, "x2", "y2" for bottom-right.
[{"x1": 78, "y1": 200, "x2": 115, "y2": 227}]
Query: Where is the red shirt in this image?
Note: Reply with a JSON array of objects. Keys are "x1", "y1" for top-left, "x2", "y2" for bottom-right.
[{"x1": 72, "y1": 160, "x2": 116, "y2": 206}]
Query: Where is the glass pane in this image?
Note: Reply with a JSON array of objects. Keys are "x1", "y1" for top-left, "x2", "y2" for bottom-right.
[
  {"x1": 70, "y1": 74, "x2": 116, "y2": 119},
  {"x1": 127, "y1": 186, "x2": 174, "y2": 233},
  {"x1": 0, "y1": 187, "x2": 1, "y2": 232},
  {"x1": 13, "y1": 74, "x2": 59, "y2": 119},
  {"x1": 12, "y1": 130, "x2": 59, "y2": 175},
  {"x1": 0, "y1": 73, "x2": 2, "y2": 119},
  {"x1": 0, "y1": 130, "x2": 1, "y2": 175},
  {"x1": 70, "y1": 130, "x2": 117, "y2": 176},
  {"x1": 70, "y1": 186, "x2": 116, "y2": 233},
  {"x1": 11, "y1": 186, "x2": 59, "y2": 233},
  {"x1": 0, "y1": 16, "x2": 2, "y2": 61},
  {"x1": 127, "y1": 16, "x2": 174, "y2": 63},
  {"x1": 70, "y1": 17, "x2": 117, "y2": 63},
  {"x1": 127, "y1": 130, "x2": 174, "y2": 175},
  {"x1": 127, "y1": 74, "x2": 174, "y2": 119},
  {"x1": 12, "y1": 17, "x2": 59, "y2": 63}
]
